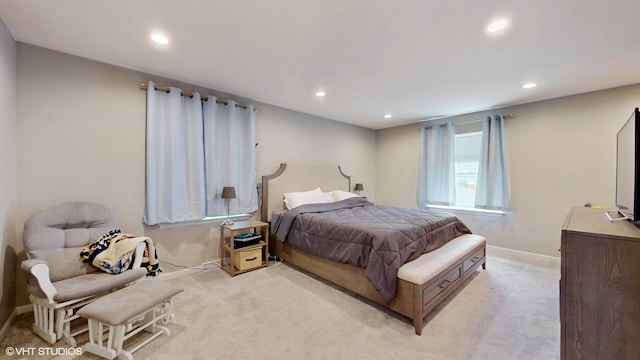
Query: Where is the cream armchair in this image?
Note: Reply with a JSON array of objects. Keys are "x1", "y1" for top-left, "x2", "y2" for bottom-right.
[{"x1": 21, "y1": 202, "x2": 147, "y2": 346}]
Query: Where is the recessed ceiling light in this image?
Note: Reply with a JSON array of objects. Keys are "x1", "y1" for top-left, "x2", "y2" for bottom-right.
[
  {"x1": 486, "y1": 19, "x2": 509, "y2": 33},
  {"x1": 150, "y1": 33, "x2": 169, "y2": 45},
  {"x1": 384, "y1": 114, "x2": 393, "y2": 119},
  {"x1": 315, "y1": 91, "x2": 326, "y2": 97},
  {"x1": 522, "y1": 82, "x2": 537, "y2": 89}
]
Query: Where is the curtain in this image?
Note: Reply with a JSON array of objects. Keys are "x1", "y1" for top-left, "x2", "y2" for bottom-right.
[
  {"x1": 416, "y1": 122, "x2": 455, "y2": 207},
  {"x1": 475, "y1": 115, "x2": 510, "y2": 210},
  {"x1": 203, "y1": 99, "x2": 258, "y2": 217},
  {"x1": 143, "y1": 80, "x2": 206, "y2": 225}
]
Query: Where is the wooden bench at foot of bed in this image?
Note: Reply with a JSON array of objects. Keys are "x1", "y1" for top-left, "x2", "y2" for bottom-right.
[
  {"x1": 272, "y1": 233, "x2": 486, "y2": 335},
  {"x1": 398, "y1": 234, "x2": 486, "y2": 334}
]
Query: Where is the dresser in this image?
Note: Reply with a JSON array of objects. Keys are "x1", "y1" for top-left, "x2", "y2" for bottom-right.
[{"x1": 561, "y1": 207, "x2": 640, "y2": 360}]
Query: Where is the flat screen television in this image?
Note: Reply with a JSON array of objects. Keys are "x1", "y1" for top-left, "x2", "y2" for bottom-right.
[{"x1": 613, "y1": 107, "x2": 640, "y2": 221}]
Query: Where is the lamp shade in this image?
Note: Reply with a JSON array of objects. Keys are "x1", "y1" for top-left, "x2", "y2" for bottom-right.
[
  {"x1": 221, "y1": 186, "x2": 236, "y2": 199},
  {"x1": 354, "y1": 183, "x2": 364, "y2": 191}
]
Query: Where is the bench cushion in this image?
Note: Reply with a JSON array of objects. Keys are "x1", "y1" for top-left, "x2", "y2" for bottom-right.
[
  {"x1": 397, "y1": 234, "x2": 486, "y2": 284},
  {"x1": 77, "y1": 280, "x2": 183, "y2": 326}
]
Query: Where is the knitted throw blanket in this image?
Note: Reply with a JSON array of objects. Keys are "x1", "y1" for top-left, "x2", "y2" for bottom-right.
[{"x1": 80, "y1": 229, "x2": 162, "y2": 277}]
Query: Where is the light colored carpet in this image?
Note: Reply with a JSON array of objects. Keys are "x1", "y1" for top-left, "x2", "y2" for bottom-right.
[{"x1": 1, "y1": 247, "x2": 560, "y2": 359}]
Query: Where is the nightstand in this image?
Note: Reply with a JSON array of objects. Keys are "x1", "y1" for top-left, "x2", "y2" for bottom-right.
[{"x1": 219, "y1": 220, "x2": 269, "y2": 276}]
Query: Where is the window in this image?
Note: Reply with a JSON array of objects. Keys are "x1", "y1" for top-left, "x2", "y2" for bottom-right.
[
  {"x1": 417, "y1": 117, "x2": 509, "y2": 214},
  {"x1": 453, "y1": 131, "x2": 482, "y2": 207},
  {"x1": 143, "y1": 81, "x2": 258, "y2": 225}
]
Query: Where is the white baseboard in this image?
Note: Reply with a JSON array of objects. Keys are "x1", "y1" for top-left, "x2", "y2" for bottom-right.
[
  {"x1": 16, "y1": 304, "x2": 32, "y2": 315},
  {"x1": 0, "y1": 304, "x2": 33, "y2": 342},
  {"x1": 153, "y1": 260, "x2": 222, "y2": 280},
  {"x1": 157, "y1": 267, "x2": 200, "y2": 280},
  {"x1": 487, "y1": 245, "x2": 561, "y2": 266},
  {"x1": 0, "y1": 308, "x2": 18, "y2": 342}
]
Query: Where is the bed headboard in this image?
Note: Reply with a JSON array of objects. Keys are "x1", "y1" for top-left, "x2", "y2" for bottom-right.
[{"x1": 261, "y1": 161, "x2": 351, "y2": 222}]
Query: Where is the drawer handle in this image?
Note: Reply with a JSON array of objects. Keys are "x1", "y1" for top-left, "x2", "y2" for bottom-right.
[
  {"x1": 245, "y1": 257, "x2": 258, "y2": 262},
  {"x1": 438, "y1": 280, "x2": 451, "y2": 289},
  {"x1": 470, "y1": 256, "x2": 480, "y2": 263}
]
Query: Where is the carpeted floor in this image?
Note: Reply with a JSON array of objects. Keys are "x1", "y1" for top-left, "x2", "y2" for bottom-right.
[{"x1": 1, "y1": 247, "x2": 560, "y2": 359}]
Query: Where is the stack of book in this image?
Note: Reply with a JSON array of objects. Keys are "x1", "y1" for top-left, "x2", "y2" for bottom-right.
[{"x1": 233, "y1": 232, "x2": 262, "y2": 249}]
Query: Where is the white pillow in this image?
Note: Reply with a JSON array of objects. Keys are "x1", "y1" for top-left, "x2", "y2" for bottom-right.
[
  {"x1": 332, "y1": 190, "x2": 360, "y2": 201},
  {"x1": 283, "y1": 187, "x2": 334, "y2": 210}
]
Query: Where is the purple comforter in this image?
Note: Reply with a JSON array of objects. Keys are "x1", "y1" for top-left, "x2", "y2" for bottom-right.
[{"x1": 274, "y1": 197, "x2": 472, "y2": 304}]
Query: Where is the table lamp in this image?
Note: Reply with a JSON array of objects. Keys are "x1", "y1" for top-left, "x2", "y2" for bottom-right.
[{"x1": 221, "y1": 186, "x2": 236, "y2": 225}]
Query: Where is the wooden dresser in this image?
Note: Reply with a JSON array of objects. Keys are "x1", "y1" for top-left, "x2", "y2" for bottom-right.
[{"x1": 561, "y1": 207, "x2": 640, "y2": 360}]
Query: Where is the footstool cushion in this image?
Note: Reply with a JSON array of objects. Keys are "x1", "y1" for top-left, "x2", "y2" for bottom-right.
[{"x1": 77, "y1": 280, "x2": 183, "y2": 325}]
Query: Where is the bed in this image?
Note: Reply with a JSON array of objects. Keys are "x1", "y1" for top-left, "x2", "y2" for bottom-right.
[{"x1": 261, "y1": 161, "x2": 486, "y2": 335}]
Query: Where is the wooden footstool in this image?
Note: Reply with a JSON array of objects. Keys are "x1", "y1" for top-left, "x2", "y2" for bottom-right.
[{"x1": 77, "y1": 280, "x2": 183, "y2": 360}]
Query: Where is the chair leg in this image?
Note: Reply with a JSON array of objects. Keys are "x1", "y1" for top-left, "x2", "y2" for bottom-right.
[
  {"x1": 60, "y1": 306, "x2": 85, "y2": 347},
  {"x1": 31, "y1": 303, "x2": 56, "y2": 344},
  {"x1": 29, "y1": 298, "x2": 80, "y2": 345},
  {"x1": 61, "y1": 320, "x2": 78, "y2": 347},
  {"x1": 55, "y1": 308, "x2": 67, "y2": 341}
]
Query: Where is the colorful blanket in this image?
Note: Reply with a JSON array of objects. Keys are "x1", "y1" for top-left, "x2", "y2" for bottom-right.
[{"x1": 80, "y1": 229, "x2": 162, "y2": 276}]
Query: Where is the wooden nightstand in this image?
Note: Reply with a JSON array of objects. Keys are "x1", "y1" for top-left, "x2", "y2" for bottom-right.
[{"x1": 220, "y1": 220, "x2": 269, "y2": 276}]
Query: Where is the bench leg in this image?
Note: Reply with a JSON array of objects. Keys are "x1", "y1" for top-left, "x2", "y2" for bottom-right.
[
  {"x1": 413, "y1": 317, "x2": 423, "y2": 336},
  {"x1": 83, "y1": 320, "x2": 121, "y2": 360},
  {"x1": 413, "y1": 287, "x2": 424, "y2": 336}
]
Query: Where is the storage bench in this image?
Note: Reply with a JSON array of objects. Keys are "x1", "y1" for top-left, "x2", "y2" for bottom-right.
[
  {"x1": 397, "y1": 234, "x2": 486, "y2": 334},
  {"x1": 77, "y1": 280, "x2": 183, "y2": 360}
]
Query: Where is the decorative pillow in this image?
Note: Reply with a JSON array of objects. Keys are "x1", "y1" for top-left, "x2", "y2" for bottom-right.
[
  {"x1": 283, "y1": 187, "x2": 334, "y2": 209},
  {"x1": 332, "y1": 190, "x2": 360, "y2": 201}
]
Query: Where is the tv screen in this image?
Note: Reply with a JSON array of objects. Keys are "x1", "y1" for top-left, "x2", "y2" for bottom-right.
[{"x1": 615, "y1": 108, "x2": 640, "y2": 221}]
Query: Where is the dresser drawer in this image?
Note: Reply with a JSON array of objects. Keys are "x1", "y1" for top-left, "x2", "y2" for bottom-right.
[
  {"x1": 422, "y1": 265, "x2": 462, "y2": 310},
  {"x1": 463, "y1": 247, "x2": 485, "y2": 274}
]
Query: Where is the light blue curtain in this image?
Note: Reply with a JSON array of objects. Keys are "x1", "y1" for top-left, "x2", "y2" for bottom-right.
[
  {"x1": 475, "y1": 115, "x2": 510, "y2": 210},
  {"x1": 143, "y1": 80, "x2": 206, "y2": 225},
  {"x1": 416, "y1": 122, "x2": 455, "y2": 207},
  {"x1": 203, "y1": 99, "x2": 258, "y2": 217}
]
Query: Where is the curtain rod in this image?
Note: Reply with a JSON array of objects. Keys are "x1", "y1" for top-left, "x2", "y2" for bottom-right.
[
  {"x1": 417, "y1": 113, "x2": 516, "y2": 131},
  {"x1": 139, "y1": 83, "x2": 262, "y2": 112},
  {"x1": 454, "y1": 113, "x2": 516, "y2": 125}
]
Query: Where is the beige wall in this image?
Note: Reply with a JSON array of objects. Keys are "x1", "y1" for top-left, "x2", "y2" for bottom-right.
[
  {"x1": 376, "y1": 84, "x2": 640, "y2": 257},
  {"x1": 13, "y1": 40, "x2": 640, "y2": 309},
  {"x1": 15, "y1": 43, "x2": 376, "y2": 305},
  {"x1": 0, "y1": 18, "x2": 17, "y2": 327}
]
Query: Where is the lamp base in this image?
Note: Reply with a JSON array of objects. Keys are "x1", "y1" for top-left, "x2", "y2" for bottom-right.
[{"x1": 221, "y1": 218, "x2": 234, "y2": 226}]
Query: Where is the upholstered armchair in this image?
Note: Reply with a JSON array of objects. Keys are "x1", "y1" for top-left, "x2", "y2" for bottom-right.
[{"x1": 21, "y1": 202, "x2": 148, "y2": 346}]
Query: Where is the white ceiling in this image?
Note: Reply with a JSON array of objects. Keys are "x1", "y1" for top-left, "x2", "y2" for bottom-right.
[{"x1": 1, "y1": 1, "x2": 639, "y2": 129}]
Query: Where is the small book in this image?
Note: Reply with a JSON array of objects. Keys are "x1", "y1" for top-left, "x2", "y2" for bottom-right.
[
  {"x1": 235, "y1": 232, "x2": 254, "y2": 239},
  {"x1": 234, "y1": 234, "x2": 262, "y2": 242}
]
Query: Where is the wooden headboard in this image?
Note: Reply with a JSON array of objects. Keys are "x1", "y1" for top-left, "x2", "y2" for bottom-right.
[{"x1": 261, "y1": 161, "x2": 351, "y2": 222}]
